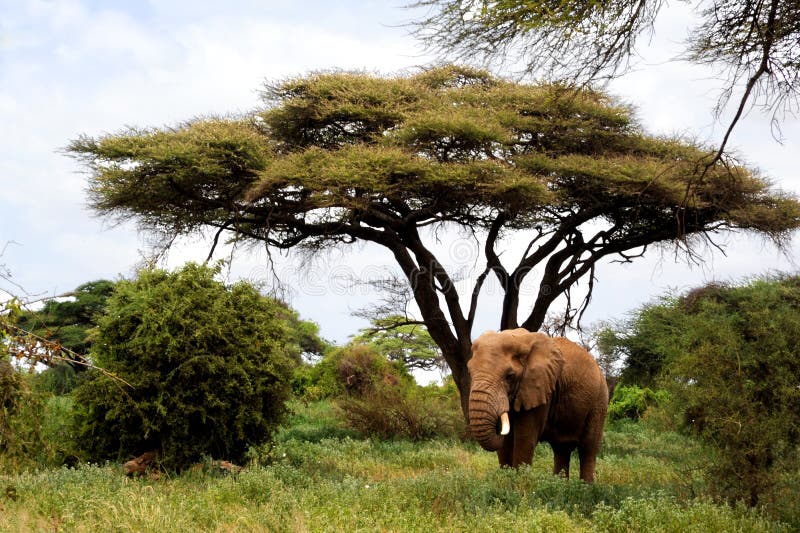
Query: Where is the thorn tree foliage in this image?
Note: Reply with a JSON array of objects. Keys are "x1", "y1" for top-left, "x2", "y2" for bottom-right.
[
  {"x1": 68, "y1": 66, "x2": 800, "y2": 411},
  {"x1": 411, "y1": 1, "x2": 800, "y2": 160}
]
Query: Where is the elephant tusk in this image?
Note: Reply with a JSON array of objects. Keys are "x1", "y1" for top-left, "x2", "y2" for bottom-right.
[{"x1": 499, "y1": 412, "x2": 510, "y2": 435}]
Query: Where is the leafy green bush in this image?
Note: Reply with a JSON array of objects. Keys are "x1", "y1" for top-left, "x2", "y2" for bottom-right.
[
  {"x1": 607, "y1": 385, "x2": 667, "y2": 422},
  {"x1": 72, "y1": 263, "x2": 301, "y2": 471},
  {"x1": 610, "y1": 275, "x2": 800, "y2": 507},
  {"x1": 40, "y1": 395, "x2": 81, "y2": 467}
]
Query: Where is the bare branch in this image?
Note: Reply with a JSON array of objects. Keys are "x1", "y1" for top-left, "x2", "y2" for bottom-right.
[
  {"x1": 205, "y1": 220, "x2": 233, "y2": 263},
  {"x1": 3, "y1": 322, "x2": 132, "y2": 388}
]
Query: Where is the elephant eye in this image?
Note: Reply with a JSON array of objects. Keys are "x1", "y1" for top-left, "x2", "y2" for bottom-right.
[{"x1": 504, "y1": 369, "x2": 515, "y2": 383}]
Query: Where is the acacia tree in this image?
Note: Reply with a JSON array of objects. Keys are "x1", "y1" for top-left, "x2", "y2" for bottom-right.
[
  {"x1": 354, "y1": 315, "x2": 445, "y2": 373},
  {"x1": 68, "y1": 66, "x2": 800, "y2": 411},
  {"x1": 412, "y1": 1, "x2": 800, "y2": 162}
]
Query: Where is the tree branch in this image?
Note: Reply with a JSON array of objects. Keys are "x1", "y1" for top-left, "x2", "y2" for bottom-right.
[{"x1": 705, "y1": 0, "x2": 781, "y2": 171}]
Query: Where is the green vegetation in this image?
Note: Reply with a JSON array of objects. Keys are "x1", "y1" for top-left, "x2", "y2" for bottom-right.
[
  {"x1": 72, "y1": 263, "x2": 303, "y2": 471},
  {"x1": 0, "y1": 403, "x2": 794, "y2": 532},
  {"x1": 296, "y1": 342, "x2": 464, "y2": 441},
  {"x1": 0, "y1": 358, "x2": 45, "y2": 467},
  {"x1": 4, "y1": 271, "x2": 800, "y2": 529},
  {"x1": 611, "y1": 275, "x2": 800, "y2": 507},
  {"x1": 607, "y1": 385, "x2": 667, "y2": 422},
  {"x1": 353, "y1": 315, "x2": 444, "y2": 373}
]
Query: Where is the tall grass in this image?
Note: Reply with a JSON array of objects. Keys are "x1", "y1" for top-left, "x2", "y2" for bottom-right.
[{"x1": 0, "y1": 402, "x2": 794, "y2": 532}]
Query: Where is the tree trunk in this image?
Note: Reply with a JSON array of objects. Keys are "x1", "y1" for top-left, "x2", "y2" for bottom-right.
[{"x1": 441, "y1": 345, "x2": 472, "y2": 420}]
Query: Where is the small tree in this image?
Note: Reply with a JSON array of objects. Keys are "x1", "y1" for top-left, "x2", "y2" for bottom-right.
[
  {"x1": 72, "y1": 263, "x2": 300, "y2": 470},
  {"x1": 353, "y1": 315, "x2": 446, "y2": 374}
]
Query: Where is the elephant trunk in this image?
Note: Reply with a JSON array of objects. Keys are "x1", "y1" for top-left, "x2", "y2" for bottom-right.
[{"x1": 468, "y1": 384, "x2": 510, "y2": 452}]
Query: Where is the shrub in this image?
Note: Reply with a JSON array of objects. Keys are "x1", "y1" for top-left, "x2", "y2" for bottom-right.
[
  {"x1": 339, "y1": 382, "x2": 464, "y2": 441},
  {"x1": 300, "y1": 343, "x2": 464, "y2": 441},
  {"x1": 607, "y1": 385, "x2": 667, "y2": 422},
  {"x1": 611, "y1": 275, "x2": 800, "y2": 507},
  {"x1": 0, "y1": 357, "x2": 45, "y2": 469},
  {"x1": 299, "y1": 343, "x2": 411, "y2": 400},
  {"x1": 40, "y1": 395, "x2": 80, "y2": 466},
  {"x1": 72, "y1": 263, "x2": 301, "y2": 471},
  {"x1": 664, "y1": 278, "x2": 800, "y2": 507}
]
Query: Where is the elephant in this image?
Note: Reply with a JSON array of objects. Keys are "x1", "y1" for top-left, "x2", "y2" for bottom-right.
[{"x1": 467, "y1": 328, "x2": 608, "y2": 482}]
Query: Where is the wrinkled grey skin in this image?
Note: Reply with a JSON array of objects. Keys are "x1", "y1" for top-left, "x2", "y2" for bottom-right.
[{"x1": 468, "y1": 329, "x2": 608, "y2": 482}]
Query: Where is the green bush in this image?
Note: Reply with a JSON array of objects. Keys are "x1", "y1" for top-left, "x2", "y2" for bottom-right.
[
  {"x1": 607, "y1": 385, "x2": 667, "y2": 422},
  {"x1": 611, "y1": 275, "x2": 800, "y2": 507},
  {"x1": 71, "y1": 263, "x2": 301, "y2": 471},
  {"x1": 298, "y1": 343, "x2": 410, "y2": 400},
  {"x1": 40, "y1": 395, "x2": 81, "y2": 467}
]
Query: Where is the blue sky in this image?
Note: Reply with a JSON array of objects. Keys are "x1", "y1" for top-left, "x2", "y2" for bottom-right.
[{"x1": 2, "y1": 0, "x2": 799, "y2": 345}]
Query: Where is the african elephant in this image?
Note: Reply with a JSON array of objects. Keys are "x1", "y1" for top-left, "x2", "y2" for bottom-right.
[{"x1": 468, "y1": 329, "x2": 608, "y2": 482}]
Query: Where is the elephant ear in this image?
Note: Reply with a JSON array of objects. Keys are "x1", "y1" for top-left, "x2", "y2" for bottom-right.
[{"x1": 510, "y1": 330, "x2": 564, "y2": 412}]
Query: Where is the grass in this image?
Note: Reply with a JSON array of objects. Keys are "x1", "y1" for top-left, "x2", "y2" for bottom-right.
[{"x1": 0, "y1": 402, "x2": 793, "y2": 532}]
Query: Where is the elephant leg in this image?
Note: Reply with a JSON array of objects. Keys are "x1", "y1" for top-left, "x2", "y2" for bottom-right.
[
  {"x1": 496, "y1": 429, "x2": 536, "y2": 467},
  {"x1": 578, "y1": 447, "x2": 597, "y2": 483},
  {"x1": 510, "y1": 408, "x2": 546, "y2": 467},
  {"x1": 551, "y1": 442, "x2": 575, "y2": 478},
  {"x1": 511, "y1": 432, "x2": 536, "y2": 467},
  {"x1": 497, "y1": 434, "x2": 514, "y2": 467},
  {"x1": 577, "y1": 409, "x2": 605, "y2": 483}
]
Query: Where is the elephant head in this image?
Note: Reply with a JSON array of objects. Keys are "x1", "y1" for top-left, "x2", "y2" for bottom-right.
[{"x1": 467, "y1": 329, "x2": 564, "y2": 451}]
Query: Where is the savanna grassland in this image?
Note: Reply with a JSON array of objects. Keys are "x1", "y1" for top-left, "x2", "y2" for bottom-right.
[{"x1": 1, "y1": 401, "x2": 795, "y2": 533}]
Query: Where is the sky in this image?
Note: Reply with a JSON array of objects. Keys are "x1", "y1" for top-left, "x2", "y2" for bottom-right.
[{"x1": 1, "y1": 0, "x2": 799, "y2": 347}]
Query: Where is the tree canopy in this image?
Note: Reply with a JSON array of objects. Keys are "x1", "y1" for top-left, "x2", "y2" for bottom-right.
[
  {"x1": 411, "y1": 1, "x2": 800, "y2": 158},
  {"x1": 68, "y1": 66, "x2": 800, "y2": 407}
]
